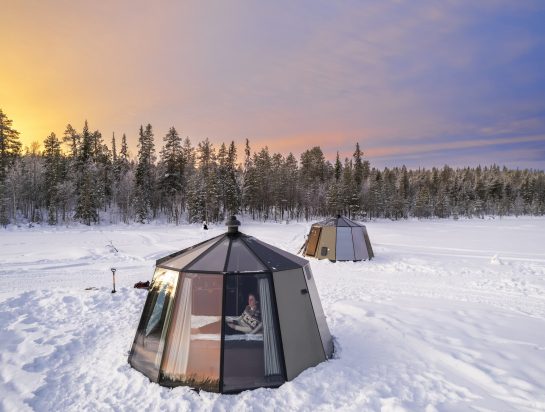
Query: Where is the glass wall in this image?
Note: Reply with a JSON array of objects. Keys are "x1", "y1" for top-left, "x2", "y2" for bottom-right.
[
  {"x1": 351, "y1": 227, "x2": 365, "y2": 260},
  {"x1": 222, "y1": 274, "x2": 285, "y2": 392},
  {"x1": 335, "y1": 227, "x2": 355, "y2": 260},
  {"x1": 129, "y1": 268, "x2": 180, "y2": 381},
  {"x1": 159, "y1": 273, "x2": 223, "y2": 392}
]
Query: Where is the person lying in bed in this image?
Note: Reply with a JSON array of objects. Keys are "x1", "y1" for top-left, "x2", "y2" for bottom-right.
[{"x1": 226, "y1": 293, "x2": 263, "y2": 334}]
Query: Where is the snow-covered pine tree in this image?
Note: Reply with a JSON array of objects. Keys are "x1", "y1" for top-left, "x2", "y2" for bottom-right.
[
  {"x1": 0, "y1": 109, "x2": 22, "y2": 171},
  {"x1": 254, "y1": 147, "x2": 273, "y2": 220},
  {"x1": 111, "y1": 133, "x2": 117, "y2": 164},
  {"x1": 134, "y1": 124, "x2": 156, "y2": 223},
  {"x1": 434, "y1": 189, "x2": 449, "y2": 218},
  {"x1": 92, "y1": 130, "x2": 103, "y2": 161},
  {"x1": 75, "y1": 161, "x2": 99, "y2": 225},
  {"x1": 381, "y1": 168, "x2": 396, "y2": 219},
  {"x1": 217, "y1": 142, "x2": 228, "y2": 216},
  {"x1": 414, "y1": 185, "x2": 431, "y2": 218},
  {"x1": 186, "y1": 172, "x2": 206, "y2": 223},
  {"x1": 352, "y1": 143, "x2": 366, "y2": 216},
  {"x1": 158, "y1": 127, "x2": 183, "y2": 224},
  {"x1": 179, "y1": 137, "x2": 195, "y2": 218},
  {"x1": 340, "y1": 158, "x2": 359, "y2": 218},
  {"x1": 110, "y1": 132, "x2": 120, "y2": 222},
  {"x1": 271, "y1": 152, "x2": 284, "y2": 221},
  {"x1": 73, "y1": 121, "x2": 99, "y2": 225},
  {"x1": 181, "y1": 137, "x2": 195, "y2": 170},
  {"x1": 93, "y1": 129, "x2": 113, "y2": 216},
  {"x1": 110, "y1": 133, "x2": 133, "y2": 223},
  {"x1": 353, "y1": 142, "x2": 364, "y2": 188},
  {"x1": 56, "y1": 179, "x2": 75, "y2": 223},
  {"x1": 62, "y1": 124, "x2": 80, "y2": 159},
  {"x1": 225, "y1": 141, "x2": 241, "y2": 215},
  {"x1": 43, "y1": 132, "x2": 64, "y2": 224},
  {"x1": 0, "y1": 109, "x2": 22, "y2": 226},
  {"x1": 367, "y1": 169, "x2": 383, "y2": 219},
  {"x1": 300, "y1": 146, "x2": 326, "y2": 184},
  {"x1": 334, "y1": 151, "x2": 342, "y2": 182},
  {"x1": 300, "y1": 147, "x2": 326, "y2": 219},
  {"x1": 60, "y1": 124, "x2": 80, "y2": 222},
  {"x1": 20, "y1": 143, "x2": 45, "y2": 223},
  {"x1": 283, "y1": 153, "x2": 299, "y2": 219},
  {"x1": 2, "y1": 111, "x2": 545, "y2": 226},
  {"x1": 78, "y1": 121, "x2": 93, "y2": 164},
  {"x1": 197, "y1": 138, "x2": 220, "y2": 222},
  {"x1": 119, "y1": 133, "x2": 129, "y2": 172},
  {"x1": 391, "y1": 170, "x2": 404, "y2": 220},
  {"x1": 326, "y1": 182, "x2": 339, "y2": 216}
]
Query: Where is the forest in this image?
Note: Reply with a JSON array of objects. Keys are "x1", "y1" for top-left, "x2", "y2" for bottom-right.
[{"x1": 1, "y1": 108, "x2": 544, "y2": 227}]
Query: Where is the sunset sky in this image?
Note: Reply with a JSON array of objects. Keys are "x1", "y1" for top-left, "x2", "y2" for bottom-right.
[{"x1": 1, "y1": 1, "x2": 544, "y2": 168}]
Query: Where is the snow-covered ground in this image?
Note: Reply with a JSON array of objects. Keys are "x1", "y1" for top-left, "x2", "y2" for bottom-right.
[{"x1": 1, "y1": 217, "x2": 545, "y2": 411}]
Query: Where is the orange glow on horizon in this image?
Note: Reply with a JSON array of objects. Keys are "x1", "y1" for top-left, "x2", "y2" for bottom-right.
[
  {"x1": 3, "y1": 104, "x2": 543, "y2": 165},
  {"x1": 2, "y1": 2, "x2": 543, "y2": 168}
]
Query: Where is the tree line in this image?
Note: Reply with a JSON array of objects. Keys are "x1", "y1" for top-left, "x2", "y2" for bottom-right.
[{"x1": 1, "y1": 108, "x2": 544, "y2": 227}]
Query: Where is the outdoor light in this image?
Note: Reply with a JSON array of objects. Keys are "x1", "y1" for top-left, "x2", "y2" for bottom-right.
[{"x1": 111, "y1": 268, "x2": 117, "y2": 293}]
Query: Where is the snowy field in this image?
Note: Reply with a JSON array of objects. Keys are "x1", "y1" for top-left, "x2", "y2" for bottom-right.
[{"x1": 1, "y1": 217, "x2": 545, "y2": 412}]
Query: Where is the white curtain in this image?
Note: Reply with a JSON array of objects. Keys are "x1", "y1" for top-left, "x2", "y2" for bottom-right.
[
  {"x1": 160, "y1": 275, "x2": 193, "y2": 379},
  {"x1": 258, "y1": 277, "x2": 282, "y2": 376}
]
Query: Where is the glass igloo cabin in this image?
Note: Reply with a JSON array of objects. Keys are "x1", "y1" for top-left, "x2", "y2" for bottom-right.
[
  {"x1": 303, "y1": 215, "x2": 374, "y2": 261},
  {"x1": 129, "y1": 216, "x2": 333, "y2": 393}
]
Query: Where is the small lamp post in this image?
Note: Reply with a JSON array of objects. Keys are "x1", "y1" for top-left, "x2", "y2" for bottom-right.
[{"x1": 111, "y1": 267, "x2": 117, "y2": 293}]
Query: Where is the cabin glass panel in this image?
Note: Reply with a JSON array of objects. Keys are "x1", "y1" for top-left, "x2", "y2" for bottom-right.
[
  {"x1": 129, "y1": 268, "x2": 180, "y2": 381},
  {"x1": 159, "y1": 273, "x2": 223, "y2": 392},
  {"x1": 222, "y1": 274, "x2": 285, "y2": 392},
  {"x1": 335, "y1": 227, "x2": 355, "y2": 260}
]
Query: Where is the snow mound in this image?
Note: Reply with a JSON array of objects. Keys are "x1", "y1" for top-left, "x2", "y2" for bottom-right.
[{"x1": 490, "y1": 254, "x2": 504, "y2": 265}]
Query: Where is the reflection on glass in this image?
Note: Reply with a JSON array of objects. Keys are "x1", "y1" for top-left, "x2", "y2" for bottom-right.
[
  {"x1": 160, "y1": 273, "x2": 223, "y2": 392},
  {"x1": 185, "y1": 237, "x2": 230, "y2": 272},
  {"x1": 226, "y1": 239, "x2": 267, "y2": 272},
  {"x1": 129, "y1": 268, "x2": 180, "y2": 381},
  {"x1": 223, "y1": 274, "x2": 284, "y2": 392},
  {"x1": 159, "y1": 237, "x2": 220, "y2": 270},
  {"x1": 244, "y1": 237, "x2": 304, "y2": 271}
]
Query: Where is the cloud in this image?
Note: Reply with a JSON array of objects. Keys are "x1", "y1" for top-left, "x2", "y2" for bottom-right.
[
  {"x1": 367, "y1": 134, "x2": 545, "y2": 157},
  {"x1": 1, "y1": 0, "x2": 544, "y2": 169}
]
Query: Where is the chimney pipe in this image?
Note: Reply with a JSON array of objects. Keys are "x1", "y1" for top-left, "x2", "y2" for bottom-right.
[{"x1": 226, "y1": 215, "x2": 241, "y2": 234}]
